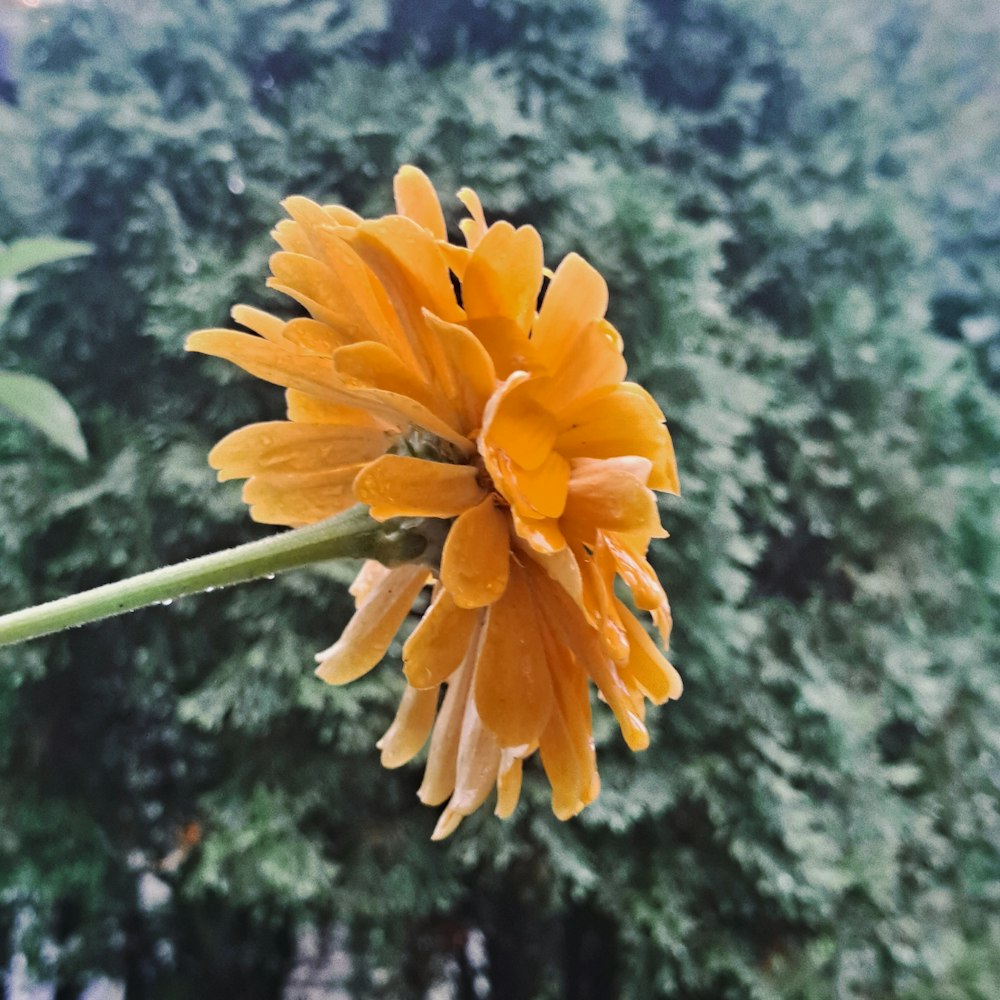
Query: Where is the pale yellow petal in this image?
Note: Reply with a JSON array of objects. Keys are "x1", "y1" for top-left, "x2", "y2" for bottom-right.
[
  {"x1": 314, "y1": 564, "x2": 428, "y2": 685},
  {"x1": 419, "y1": 650, "x2": 476, "y2": 806},
  {"x1": 377, "y1": 683, "x2": 441, "y2": 768}
]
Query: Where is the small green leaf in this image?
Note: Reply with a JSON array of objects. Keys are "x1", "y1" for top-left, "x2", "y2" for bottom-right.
[
  {"x1": 0, "y1": 237, "x2": 93, "y2": 280},
  {"x1": 0, "y1": 371, "x2": 88, "y2": 461}
]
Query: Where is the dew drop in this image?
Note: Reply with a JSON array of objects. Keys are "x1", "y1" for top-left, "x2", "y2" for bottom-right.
[
  {"x1": 265, "y1": 573, "x2": 276, "y2": 581},
  {"x1": 160, "y1": 598, "x2": 173, "y2": 607}
]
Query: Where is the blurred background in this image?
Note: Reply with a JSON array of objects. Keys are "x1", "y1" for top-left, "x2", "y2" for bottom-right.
[{"x1": 0, "y1": 1, "x2": 998, "y2": 997}]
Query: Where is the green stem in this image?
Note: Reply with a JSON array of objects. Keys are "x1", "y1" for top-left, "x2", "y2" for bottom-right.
[{"x1": 0, "y1": 504, "x2": 427, "y2": 648}]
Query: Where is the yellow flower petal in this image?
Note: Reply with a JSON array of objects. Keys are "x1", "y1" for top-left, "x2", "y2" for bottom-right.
[
  {"x1": 230, "y1": 304, "x2": 286, "y2": 343},
  {"x1": 186, "y1": 329, "x2": 346, "y2": 402},
  {"x1": 532, "y1": 252, "x2": 608, "y2": 370},
  {"x1": 502, "y1": 450, "x2": 571, "y2": 520},
  {"x1": 242, "y1": 466, "x2": 364, "y2": 526},
  {"x1": 209, "y1": 422, "x2": 393, "y2": 481},
  {"x1": 557, "y1": 383, "x2": 679, "y2": 495},
  {"x1": 456, "y1": 186, "x2": 487, "y2": 248},
  {"x1": 421, "y1": 310, "x2": 497, "y2": 435},
  {"x1": 393, "y1": 165, "x2": 448, "y2": 241},
  {"x1": 481, "y1": 372, "x2": 559, "y2": 472},
  {"x1": 494, "y1": 751, "x2": 525, "y2": 819},
  {"x1": 332, "y1": 341, "x2": 448, "y2": 419},
  {"x1": 419, "y1": 652, "x2": 476, "y2": 806},
  {"x1": 281, "y1": 317, "x2": 350, "y2": 355},
  {"x1": 562, "y1": 457, "x2": 665, "y2": 540},
  {"x1": 463, "y1": 221, "x2": 544, "y2": 333},
  {"x1": 432, "y1": 694, "x2": 501, "y2": 840},
  {"x1": 377, "y1": 683, "x2": 441, "y2": 769},
  {"x1": 285, "y1": 390, "x2": 388, "y2": 428},
  {"x1": 618, "y1": 601, "x2": 683, "y2": 704},
  {"x1": 314, "y1": 564, "x2": 428, "y2": 685},
  {"x1": 353, "y1": 454, "x2": 486, "y2": 520},
  {"x1": 464, "y1": 315, "x2": 534, "y2": 380},
  {"x1": 473, "y1": 562, "x2": 554, "y2": 747},
  {"x1": 403, "y1": 590, "x2": 482, "y2": 689},
  {"x1": 440, "y1": 497, "x2": 511, "y2": 608}
]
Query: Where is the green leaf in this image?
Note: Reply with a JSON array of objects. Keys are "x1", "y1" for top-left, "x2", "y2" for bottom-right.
[
  {"x1": 0, "y1": 237, "x2": 93, "y2": 280},
  {"x1": 0, "y1": 371, "x2": 88, "y2": 460}
]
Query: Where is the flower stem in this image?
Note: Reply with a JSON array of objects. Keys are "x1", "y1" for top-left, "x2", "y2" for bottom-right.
[{"x1": 0, "y1": 504, "x2": 427, "y2": 648}]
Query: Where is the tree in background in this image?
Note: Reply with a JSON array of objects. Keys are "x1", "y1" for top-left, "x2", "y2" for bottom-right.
[{"x1": 0, "y1": 1, "x2": 996, "y2": 997}]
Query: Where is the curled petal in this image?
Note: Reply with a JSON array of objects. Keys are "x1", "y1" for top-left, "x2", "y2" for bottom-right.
[
  {"x1": 563, "y1": 457, "x2": 665, "y2": 540},
  {"x1": 404, "y1": 590, "x2": 482, "y2": 689},
  {"x1": 378, "y1": 683, "x2": 440, "y2": 768},
  {"x1": 314, "y1": 564, "x2": 429, "y2": 685},
  {"x1": 419, "y1": 643, "x2": 477, "y2": 807}
]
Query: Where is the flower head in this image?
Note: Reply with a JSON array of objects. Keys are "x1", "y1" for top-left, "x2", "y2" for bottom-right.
[{"x1": 187, "y1": 166, "x2": 681, "y2": 838}]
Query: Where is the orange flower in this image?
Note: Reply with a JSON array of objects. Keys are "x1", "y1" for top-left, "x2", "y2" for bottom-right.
[{"x1": 187, "y1": 166, "x2": 681, "y2": 838}]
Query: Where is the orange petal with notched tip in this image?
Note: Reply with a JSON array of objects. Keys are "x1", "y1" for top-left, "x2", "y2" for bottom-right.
[
  {"x1": 474, "y1": 562, "x2": 554, "y2": 747},
  {"x1": 543, "y1": 319, "x2": 627, "y2": 412},
  {"x1": 209, "y1": 422, "x2": 393, "y2": 480},
  {"x1": 353, "y1": 454, "x2": 486, "y2": 520},
  {"x1": 440, "y1": 497, "x2": 511, "y2": 608},
  {"x1": 242, "y1": 466, "x2": 365, "y2": 525},
  {"x1": 463, "y1": 221, "x2": 544, "y2": 333},
  {"x1": 394, "y1": 165, "x2": 448, "y2": 241},
  {"x1": 377, "y1": 683, "x2": 441, "y2": 768},
  {"x1": 532, "y1": 253, "x2": 608, "y2": 370},
  {"x1": 403, "y1": 590, "x2": 482, "y2": 689},
  {"x1": 314, "y1": 564, "x2": 428, "y2": 685}
]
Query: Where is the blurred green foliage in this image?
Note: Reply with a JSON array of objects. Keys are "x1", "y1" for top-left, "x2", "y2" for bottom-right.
[
  {"x1": 0, "y1": 1, "x2": 997, "y2": 997},
  {"x1": 0, "y1": 236, "x2": 92, "y2": 460}
]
